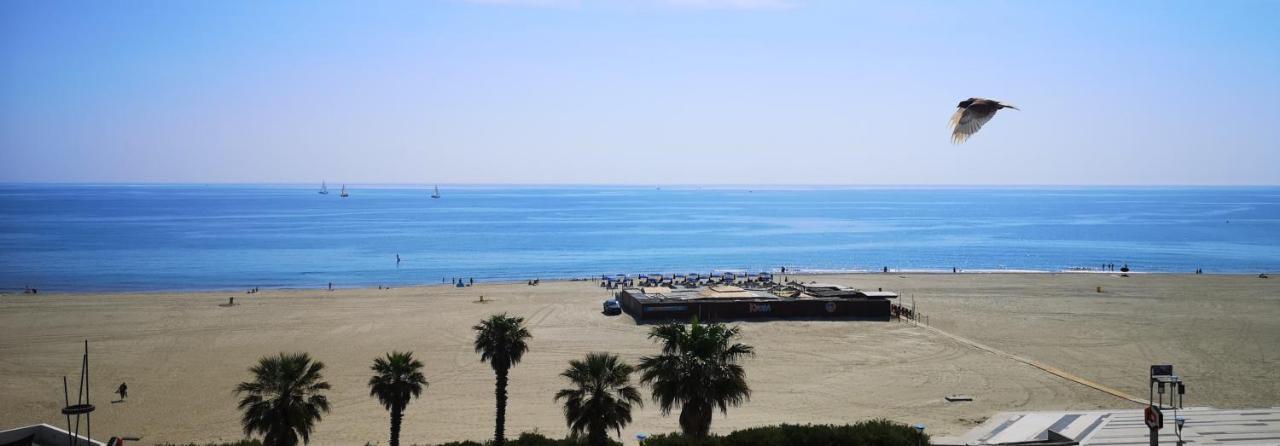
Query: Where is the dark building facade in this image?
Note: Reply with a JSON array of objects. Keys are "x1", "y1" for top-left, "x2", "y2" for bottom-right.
[{"x1": 617, "y1": 288, "x2": 892, "y2": 323}]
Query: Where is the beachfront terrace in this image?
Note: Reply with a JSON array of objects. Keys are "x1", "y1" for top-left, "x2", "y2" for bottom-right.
[{"x1": 616, "y1": 282, "x2": 897, "y2": 323}]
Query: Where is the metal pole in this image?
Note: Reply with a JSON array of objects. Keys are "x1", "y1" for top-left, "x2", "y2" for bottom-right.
[
  {"x1": 73, "y1": 360, "x2": 82, "y2": 445},
  {"x1": 64, "y1": 376, "x2": 72, "y2": 446},
  {"x1": 83, "y1": 341, "x2": 90, "y2": 443}
]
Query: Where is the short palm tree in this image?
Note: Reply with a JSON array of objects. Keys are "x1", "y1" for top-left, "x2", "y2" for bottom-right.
[
  {"x1": 234, "y1": 352, "x2": 331, "y2": 446},
  {"x1": 368, "y1": 351, "x2": 429, "y2": 446},
  {"x1": 473, "y1": 313, "x2": 532, "y2": 446},
  {"x1": 637, "y1": 318, "x2": 754, "y2": 438},
  {"x1": 555, "y1": 352, "x2": 643, "y2": 446}
]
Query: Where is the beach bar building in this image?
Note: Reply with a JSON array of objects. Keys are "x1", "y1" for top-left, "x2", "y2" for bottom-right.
[{"x1": 617, "y1": 283, "x2": 895, "y2": 323}]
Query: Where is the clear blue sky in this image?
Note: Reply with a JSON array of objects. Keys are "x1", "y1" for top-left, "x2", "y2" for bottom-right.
[{"x1": 2, "y1": 0, "x2": 1278, "y2": 185}]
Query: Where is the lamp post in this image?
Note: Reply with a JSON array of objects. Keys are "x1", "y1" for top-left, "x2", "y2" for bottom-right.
[
  {"x1": 1174, "y1": 416, "x2": 1186, "y2": 446},
  {"x1": 913, "y1": 423, "x2": 926, "y2": 446}
]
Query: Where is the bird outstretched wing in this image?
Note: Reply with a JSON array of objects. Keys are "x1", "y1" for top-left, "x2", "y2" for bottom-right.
[{"x1": 949, "y1": 106, "x2": 997, "y2": 144}]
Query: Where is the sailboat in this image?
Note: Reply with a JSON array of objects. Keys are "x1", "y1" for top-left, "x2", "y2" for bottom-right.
[
  {"x1": 431, "y1": 185, "x2": 441, "y2": 199},
  {"x1": 340, "y1": 184, "x2": 349, "y2": 198},
  {"x1": 318, "y1": 181, "x2": 329, "y2": 195}
]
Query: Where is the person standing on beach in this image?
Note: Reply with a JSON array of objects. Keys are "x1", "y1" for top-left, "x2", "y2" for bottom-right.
[
  {"x1": 328, "y1": 282, "x2": 333, "y2": 291},
  {"x1": 117, "y1": 382, "x2": 128, "y2": 401}
]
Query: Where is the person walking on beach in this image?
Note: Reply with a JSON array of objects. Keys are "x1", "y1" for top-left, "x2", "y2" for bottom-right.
[
  {"x1": 116, "y1": 382, "x2": 128, "y2": 401},
  {"x1": 328, "y1": 282, "x2": 333, "y2": 291}
]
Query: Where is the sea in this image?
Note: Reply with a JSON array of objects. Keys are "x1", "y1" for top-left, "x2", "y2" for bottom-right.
[{"x1": 1, "y1": 185, "x2": 1278, "y2": 292}]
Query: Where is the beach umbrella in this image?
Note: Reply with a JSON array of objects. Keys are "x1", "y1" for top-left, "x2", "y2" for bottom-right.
[{"x1": 949, "y1": 97, "x2": 1019, "y2": 144}]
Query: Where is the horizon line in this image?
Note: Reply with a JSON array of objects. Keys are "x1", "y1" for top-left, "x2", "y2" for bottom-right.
[{"x1": 1, "y1": 181, "x2": 1278, "y2": 188}]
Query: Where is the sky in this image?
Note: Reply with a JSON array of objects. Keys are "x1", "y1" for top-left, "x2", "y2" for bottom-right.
[{"x1": 1, "y1": 0, "x2": 1278, "y2": 185}]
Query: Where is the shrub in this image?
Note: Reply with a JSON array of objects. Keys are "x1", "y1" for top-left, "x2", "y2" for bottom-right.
[
  {"x1": 638, "y1": 421, "x2": 929, "y2": 446},
  {"x1": 431, "y1": 432, "x2": 622, "y2": 446},
  {"x1": 630, "y1": 432, "x2": 716, "y2": 446},
  {"x1": 509, "y1": 432, "x2": 622, "y2": 446}
]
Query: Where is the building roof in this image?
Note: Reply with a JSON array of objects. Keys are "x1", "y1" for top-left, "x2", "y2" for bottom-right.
[
  {"x1": 626, "y1": 287, "x2": 777, "y2": 302},
  {"x1": 939, "y1": 407, "x2": 1280, "y2": 445},
  {"x1": 856, "y1": 290, "x2": 899, "y2": 299},
  {"x1": 0, "y1": 424, "x2": 104, "y2": 446}
]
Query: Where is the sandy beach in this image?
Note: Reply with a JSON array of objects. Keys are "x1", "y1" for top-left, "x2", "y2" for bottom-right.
[{"x1": 1, "y1": 273, "x2": 1277, "y2": 445}]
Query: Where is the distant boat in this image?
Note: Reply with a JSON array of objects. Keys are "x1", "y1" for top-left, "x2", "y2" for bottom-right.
[
  {"x1": 431, "y1": 185, "x2": 441, "y2": 199},
  {"x1": 340, "y1": 184, "x2": 349, "y2": 198},
  {"x1": 318, "y1": 181, "x2": 329, "y2": 195}
]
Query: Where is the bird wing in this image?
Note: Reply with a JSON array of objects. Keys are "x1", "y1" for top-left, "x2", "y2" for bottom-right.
[{"x1": 949, "y1": 106, "x2": 997, "y2": 144}]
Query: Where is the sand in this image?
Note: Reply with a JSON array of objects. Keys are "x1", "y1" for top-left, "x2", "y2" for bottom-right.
[{"x1": 1, "y1": 274, "x2": 1277, "y2": 445}]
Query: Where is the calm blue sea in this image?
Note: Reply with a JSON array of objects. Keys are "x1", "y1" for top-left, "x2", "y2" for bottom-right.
[{"x1": 1, "y1": 185, "x2": 1278, "y2": 292}]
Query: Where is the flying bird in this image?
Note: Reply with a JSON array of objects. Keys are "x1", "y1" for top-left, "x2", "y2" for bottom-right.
[{"x1": 949, "y1": 98, "x2": 1019, "y2": 144}]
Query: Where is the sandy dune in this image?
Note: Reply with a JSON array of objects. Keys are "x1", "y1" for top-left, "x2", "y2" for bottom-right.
[{"x1": 1, "y1": 274, "x2": 1276, "y2": 445}]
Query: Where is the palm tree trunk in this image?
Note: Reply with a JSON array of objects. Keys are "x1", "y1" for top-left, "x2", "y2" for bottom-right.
[
  {"x1": 390, "y1": 405, "x2": 403, "y2": 446},
  {"x1": 495, "y1": 367, "x2": 508, "y2": 446},
  {"x1": 588, "y1": 422, "x2": 608, "y2": 446},
  {"x1": 678, "y1": 400, "x2": 713, "y2": 438}
]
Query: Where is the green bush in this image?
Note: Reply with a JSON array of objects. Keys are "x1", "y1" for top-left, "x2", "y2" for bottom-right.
[
  {"x1": 632, "y1": 433, "x2": 715, "y2": 446},
  {"x1": 638, "y1": 421, "x2": 929, "y2": 446},
  {"x1": 431, "y1": 432, "x2": 621, "y2": 446}
]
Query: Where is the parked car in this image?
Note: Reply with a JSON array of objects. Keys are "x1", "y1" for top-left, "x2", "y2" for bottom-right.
[{"x1": 602, "y1": 299, "x2": 621, "y2": 315}]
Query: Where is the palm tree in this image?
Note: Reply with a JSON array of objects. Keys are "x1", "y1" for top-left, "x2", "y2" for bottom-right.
[
  {"x1": 368, "y1": 351, "x2": 429, "y2": 446},
  {"x1": 234, "y1": 352, "x2": 331, "y2": 446},
  {"x1": 555, "y1": 352, "x2": 643, "y2": 446},
  {"x1": 637, "y1": 317, "x2": 754, "y2": 438},
  {"x1": 473, "y1": 313, "x2": 532, "y2": 446}
]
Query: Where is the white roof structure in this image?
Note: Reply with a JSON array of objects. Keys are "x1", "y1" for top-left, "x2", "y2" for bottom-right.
[
  {"x1": 0, "y1": 424, "x2": 104, "y2": 446},
  {"x1": 940, "y1": 407, "x2": 1280, "y2": 445}
]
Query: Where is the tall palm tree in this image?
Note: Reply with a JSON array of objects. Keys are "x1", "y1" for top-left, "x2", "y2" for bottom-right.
[
  {"x1": 234, "y1": 352, "x2": 331, "y2": 446},
  {"x1": 637, "y1": 318, "x2": 754, "y2": 438},
  {"x1": 473, "y1": 313, "x2": 532, "y2": 446},
  {"x1": 555, "y1": 352, "x2": 643, "y2": 446},
  {"x1": 368, "y1": 351, "x2": 429, "y2": 446}
]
